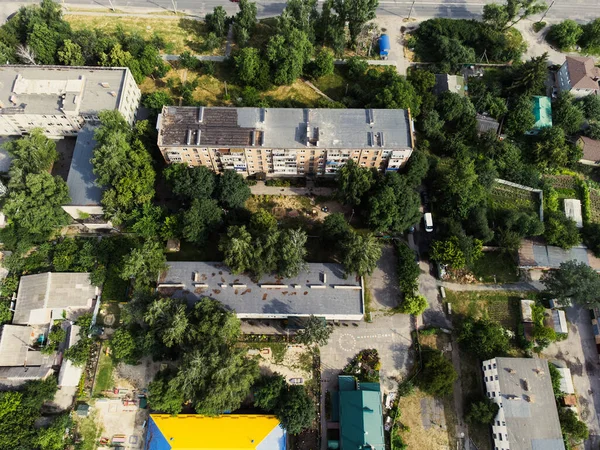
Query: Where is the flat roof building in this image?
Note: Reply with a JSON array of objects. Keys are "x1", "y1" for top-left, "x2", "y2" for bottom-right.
[
  {"x1": 158, "y1": 262, "x2": 364, "y2": 321},
  {"x1": 482, "y1": 357, "x2": 565, "y2": 450},
  {"x1": 518, "y1": 239, "x2": 600, "y2": 272},
  {"x1": 156, "y1": 107, "x2": 414, "y2": 176},
  {"x1": 0, "y1": 65, "x2": 140, "y2": 137},
  {"x1": 14, "y1": 272, "x2": 98, "y2": 326},
  {"x1": 146, "y1": 414, "x2": 286, "y2": 450}
]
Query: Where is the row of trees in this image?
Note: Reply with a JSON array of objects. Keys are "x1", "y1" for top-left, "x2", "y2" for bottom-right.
[
  {"x1": 548, "y1": 18, "x2": 600, "y2": 54},
  {"x1": 0, "y1": 0, "x2": 167, "y2": 82}
]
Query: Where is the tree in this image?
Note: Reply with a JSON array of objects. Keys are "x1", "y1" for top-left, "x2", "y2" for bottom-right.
[
  {"x1": 465, "y1": 398, "x2": 499, "y2": 425},
  {"x1": 366, "y1": 175, "x2": 420, "y2": 233},
  {"x1": 580, "y1": 94, "x2": 600, "y2": 122},
  {"x1": 235, "y1": 47, "x2": 262, "y2": 86},
  {"x1": 430, "y1": 237, "x2": 466, "y2": 270},
  {"x1": 404, "y1": 150, "x2": 429, "y2": 188},
  {"x1": 400, "y1": 294, "x2": 428, "y2": 316},
  {"x1": 458, "y1": 317, "x2": 510, "y2": 360},
  {"x1": 110, "y1": 328, "x2": 137, "y2": 362},
  {"x1": 220, "y1": 225, "x2": 254, "y2": 274},
  {"x1": 278, "y1": 228, "x2": 308, "y2": 277},
  {"x1": 178, "y1": 50, "x2": 198, "y2": 69},
  {"x1": 337, "y1": 159, "x2": 374, "y2": 206},
  {"x1": 342, "y1": 231, "x2": 382, "y2": 277},
  {"x1": 121, "y1": 240, "x2": 166, "y2": 288},
  {"x1": 541, "y1": 260, "x2": 600, "y2": 307},
  {"x1": 148, "y1": 370, "x2": 185, "y2": 415},
  {"x1": 3, "y1": 129, "x2": 58, "y2": 183},
  {"x1": 217, "y1": 170, "x2": 251, "y2": 209},
  {"x1": 144, "y1": 298, "x2": 189, "y2": 348},
  {"x1": 548, "y1": 363, "x2": 563, "y2": 397},
  {"x1": 553, "y1": 92, "x2": 584, "y2": 136},
  {"x1": 482, "y1": 3, "x2": 510, "y2": 30},
  {"x1": 333, "y1": 0, "x2": 379, "y2": 46},
  {"x1": 0, "y1": 303, "x2": 12, "y2": 326},
  {"x1": 142, "y1": 91, "x2": 173, "y2": 113},
  {"x1": 322, "y1": 213, "x2": 351, "y2": 243},
  {"x1": 583, "y1": 223, "x2": 600, "y2": 257},
  {"x1": 205, "y1": 6, "x2": 228, "y2": 37},
  {"x1": 532, "y1": 127, "x2": 572, "y2": 170},
  {"x1": 165, "y1": 164, "x2": 217, "y2": 202},
  {"x1": 312, "y1": 47, "x2": 334, "y2": 78},
  {"x1": 266, "y1": 28, "x2": 313, "y2": 85},
  {"x1": 509, "y1": 53, "x2": 549, "y2": 96},
  {"x1": 372, "y1": 69, "x2": 422, "y2": 115},
  {"x1": 250, "y1": 210, "x2": 277, "y2": 234},
  {"x1": 505, "y1": 95, "x2": 535, "y2": 136},
  {"x1": 254, "y1": 374, "x2": 286, "y2": 411},
  {"x1": 483, "y1": 0, "x2": 546, "y2": 30},
  {"x1": 436, "y1": 156, "x2": 485, "y2": 220},
  {"x1": 296, "y1": 315, "x2": 332, "y2": 346},
  {"x1": 27, "y1": 22, "x2": 58, "y2": 65},
  {"x1": 57, "y1": 39, "x2": 84, "y2": 66},
  {"x1": 183, "y1": 198, "x2": 223, "y2": 244},
  {"x1": 548, "y1": 20, "x2": 583, "y2": 51},
  {"x1": 581, "y1": 18, "x2": 600, "y2": 53},
  {"x1": 64, "y1": 338, "x2": 92, "y2": 367},
  {"x1": 544, "y1": 212, "x2": 580, "y2": 249},
  {"x1": 416, "y1": 348, "x2": 457, "y2": 397},
  {"x1": 275, "y1": 385, "x2": 316, "y2": 434},
  {"x1": 559, "y1": 408, "x2": 589, "y2": 443},
  {"x1": 3, "y1": 173, "x2": 71, "y2": 240},
  {"x1": 397, "y1": 242, "x2": 420, "y2": 293}
]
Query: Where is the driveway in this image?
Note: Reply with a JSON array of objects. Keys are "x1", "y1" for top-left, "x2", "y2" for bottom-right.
[{"x1": 543, "y1": 305, "x2": 600, "y2": 450}]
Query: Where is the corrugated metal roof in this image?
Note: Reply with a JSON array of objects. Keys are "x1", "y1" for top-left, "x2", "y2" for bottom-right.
[
  {"x1": 0, "y1": 325, "x2": 49, "y2": 367},
  {"x1": 66, "y1": 125, "x2": 103, "y2": 206},
  {"x1": 532, "y1": 96, "x2": 552, "y2": 130},
  {"x1": 556, "y1": 367, "x2": 575, "y2": 394}
]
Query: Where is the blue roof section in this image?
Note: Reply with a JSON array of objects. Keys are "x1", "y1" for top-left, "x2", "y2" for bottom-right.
[
  {"x1": 66, "y1": 125, "x2": 103, "y2": 206},
  {"x1": 358, "y1": 382, "x2": 381, "y2": 392},
  {"x1": 379, "y1": 34, "x2": 390, "y2": 56},
  {"x1": 256, "y1": 424, "x2": 286, "y2": 450},
  {"x1": 145, "y1": 416, "x2": 171, "y2": 450},
  {"x1": 338, "y1": 375, "x2": 356, "y2": 392}
]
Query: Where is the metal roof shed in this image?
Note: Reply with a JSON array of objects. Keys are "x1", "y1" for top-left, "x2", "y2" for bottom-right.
[
  {"x1": 564, "y1": 199, "x2": 583, "y2": 228},
  {"x1": 556, "y1": 367, "x2": 575, "y2": 394}
]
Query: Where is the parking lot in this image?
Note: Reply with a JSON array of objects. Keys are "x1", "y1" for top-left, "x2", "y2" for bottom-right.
[{"x1": 543, "y1": 305, "x2": 600, "y2": 450}]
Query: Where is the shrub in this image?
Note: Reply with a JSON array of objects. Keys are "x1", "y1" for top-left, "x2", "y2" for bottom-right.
[
  {"x1": 533, "y1": 21, "x2": 546, "y2": 33},
  {"x1": 416, "y1": 348, "x2": 457, "y2": 397},
  {"x1": 399, "y1": 294, "x2": 428, "y2": 316}
]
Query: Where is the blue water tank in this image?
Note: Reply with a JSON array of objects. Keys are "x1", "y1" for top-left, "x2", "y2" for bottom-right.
[{"x1": 379, "y1": 34, "x2": 390, "y2": 57}]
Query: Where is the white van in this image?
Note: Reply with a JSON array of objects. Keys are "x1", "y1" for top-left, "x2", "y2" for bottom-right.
[{"x1": 424, "y1": 213, "x2": 433, "y2": 232}]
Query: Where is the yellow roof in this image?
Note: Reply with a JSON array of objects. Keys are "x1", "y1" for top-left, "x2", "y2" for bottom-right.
[{"x1": 150, "y1": 414, "x2": 281, "y2": 450}]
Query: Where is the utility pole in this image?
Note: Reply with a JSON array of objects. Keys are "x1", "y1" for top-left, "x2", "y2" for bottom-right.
[
  {"x1": 171, "y1": 0, "x2": 178, "y2": 14},
  {"x1": 538, "y1": 0, "x2": 555, "y2": 23},
  {"x1": 406, "y1": 0, "x2": 416, "y2": 20},
  {"x1": 107, "y1": 0, "x2": 115, "y2": 12}
]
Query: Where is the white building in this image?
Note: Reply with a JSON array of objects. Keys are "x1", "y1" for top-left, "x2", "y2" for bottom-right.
[
  {"x1": 482, "y1": 357, "x2": 565, "y2": 450},
  {"x1": 0, "y1": 65, "x2": 140, "y2": 137},
  {"x1": 564, "y1": 198, "x2": 583, "y2": 228}
]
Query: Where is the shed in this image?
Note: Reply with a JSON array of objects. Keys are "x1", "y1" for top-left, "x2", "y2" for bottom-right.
[
  {"x1": 552, "y1": 309, "x2": 568, "y2": 334},
  {"x1": 556, "y1": 367, "x2": 575, "y2": 394},
  {"x1": 564, "y1": 199, "x2": 583, "y2": 228},
  {"x1": 379, "y1": 34, "x2": 390, "y2": 58},
  {"x1": 76, "y1": 404, "x2": 90, "y2": 417}
]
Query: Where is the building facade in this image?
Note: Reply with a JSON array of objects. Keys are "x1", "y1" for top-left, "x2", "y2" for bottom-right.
[
  {"x1": 156, "y1": 107, "x2": 414, "y2": 176},
  {"x1": 0, "y1": 65, "x2": 140, "y2": 137}
]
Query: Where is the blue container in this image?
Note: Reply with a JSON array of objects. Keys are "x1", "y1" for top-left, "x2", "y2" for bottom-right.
[{"x1": 379, "y1": 34, "x2": 390, "y2": 57}]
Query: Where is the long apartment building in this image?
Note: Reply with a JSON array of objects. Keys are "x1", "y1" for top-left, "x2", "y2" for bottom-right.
[
  {"x1": 0, "y1": 65, "x2": 140, "y2": 137},
  {"x1": 156, "y1": 107, "x2": 415, "y2": 176}
]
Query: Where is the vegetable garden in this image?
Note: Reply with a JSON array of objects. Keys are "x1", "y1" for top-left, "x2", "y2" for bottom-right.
[{"x1": 489, "y1": 182, "x2": 540, "y2": 215}]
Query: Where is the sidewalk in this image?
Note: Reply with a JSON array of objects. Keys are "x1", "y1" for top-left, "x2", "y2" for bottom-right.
[{"x1": 249, "y1": 182, "x2": 334, "y2": 197}]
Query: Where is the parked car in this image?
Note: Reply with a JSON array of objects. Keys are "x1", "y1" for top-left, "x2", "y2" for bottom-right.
[{"x1": 424, "y1": 212, "x2": 433, "y2": 232}]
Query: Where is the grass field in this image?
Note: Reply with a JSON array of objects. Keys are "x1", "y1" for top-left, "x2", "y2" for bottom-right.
[
  {"x1": 445, "y1": 290, "x2": 528, "y2": 330},
  {"x1": 64, "y1": 15, "x2": 222, "y2": 55},
  {"x1": 93, "y1": 348, "x2": 115, "y2": 397},
  {"x1": 313, "y1": 68, "x2": 350, "y2": 102},
  {"x1": 75, "y1": 411, "x2": 102, "y2": 450},
  {"x1": 469, "y1": 251, "x2": 519, "y2": 283}
]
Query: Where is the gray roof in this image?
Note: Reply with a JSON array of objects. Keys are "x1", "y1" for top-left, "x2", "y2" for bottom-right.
[
  {"x1": 518, "y1": 240, "x2": 600, "y2": 270},
  {"x1": 476, "y1": 114, "x2": 500, "y2": 135},
  {"x1": 0, "y1": 325, "x2": 49, "y2": 367},
  {"x1": 14, "y1": 273, "x2": 96, "y2": 325},
  {"x1": 0, "y1": 65, "x2": 129, "y2": 116},
  {"x1": 0, "y1": 365, "x2": 53, "y2": 383},
  {"x1": 158, "y1": 107, "x2": 413, "y2": 150},
  {"x1": 158, "y1": 262, "x2": 364, "y2": 319},
  {"x1": 66, "y1": 125, "x2": 102, "y2": 206},
  {"x1": 433, "y1": 74, "x2": 465, "y2": 96},
  {"x1": 495, "y1": 358, "x2": 565, "y2": 450}
]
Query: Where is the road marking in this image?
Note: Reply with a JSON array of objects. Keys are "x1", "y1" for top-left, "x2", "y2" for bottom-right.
[
  {"x1": 356, "y1": 333, "x2": 393, "y2": 339},
  {"x1": 339, "y1": 333, "x2": 356, "y2": 351}
]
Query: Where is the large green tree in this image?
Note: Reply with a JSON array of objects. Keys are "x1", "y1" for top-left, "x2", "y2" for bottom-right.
[
  {"x1": 165, "y1": 164, "x2": 216, "y2": 203},
  {"x1": 182, "y1": 198, "x2": 223, "y2": 244},
  {"x1": 483, "y1": 0, "x2": 546, "y2": 30},
  {"x1": 254, "y1": 374, "x2": 286, "y2": 410},
  {"x1": 342, "y1": 231, "x2": 382, "y2": 277},
  {"x1": 275, "y1": 385, "x2": 316, "y2": 434},
  {"x1": 205, "y1": 6, "x2": 228, "y2": 37},
  {"x1": 505, "y1": 95, "x2": 536, "y2": 136},
  {"x1": 544, "y1": 212, "x2": 580, "y2": 249},
  {"x1": 509, "y1": 53, "x2": 549, "y2": 95},
  {"x1": 416, "y1": 348, "x2": 457, "y2": 397},
  {"x1": 397, "y1": 242, "x2": 420, "y2": 293},
  {"x1": 278, "y1": 228, "x2": 308, "y2": 277},
  {"x1": 217, "y1": 170, "x2": 251, "y2": 209},
  {"x1": 4, "y1": 129, "x2": 58, "y2": 186},
  {"x1": 219, "y1": 225, "x2": 254, "y2": 274},
  {"x1": 553, "y1": 92, "x2": 584, "y2": 136},
  {"x1": 541, "y1": 260, "x2": 600, "y2": 307},
  {"x1": 266, "y1": 28, "x2": 313, "y2": 85},
  {"x1": 332, "y1": 0, "x2": 379, "y2": 46},
  {"x1": 296, "y1": 315, "x2": 332, "y2": 346},
  {"x1": 458, "y1": 317, "x2": 510, "y2": 360},
  {"x1": 337, "y1": 159, "x2": 375, "y2": 206},
  {"x1": 548, "y1": 20, "x2": 583, "y2": 51},
  {"x1": 121, "y1": 240, "x2": 167, "y2": 288},
  {"x1": 235, "y1": 47, "x2": 263, "y2": 86}
]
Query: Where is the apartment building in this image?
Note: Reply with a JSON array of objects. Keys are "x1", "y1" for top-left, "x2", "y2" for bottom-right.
[
  {"x1": 482, "y1": 357, "x2": 565, "y2": 450},
  {"x1": 156, "y1": 107, "x2": 414, "y2": 176},
  {"x1": 0, "y1": 65, "x2": 140, "y2": 137}
]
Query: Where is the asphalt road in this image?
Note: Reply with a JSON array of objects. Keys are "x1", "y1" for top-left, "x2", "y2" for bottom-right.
[{"x1": 19, "y1": 0, "x2": 600, "y2": 21}]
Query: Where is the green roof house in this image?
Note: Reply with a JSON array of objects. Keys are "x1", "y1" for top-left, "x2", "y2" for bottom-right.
[
  {"x1": 526, "y1": 96, "x2": 552, "y2": 135},
  {"x1": 331, "y1": 375, "x2": 384, "y2": 450}
]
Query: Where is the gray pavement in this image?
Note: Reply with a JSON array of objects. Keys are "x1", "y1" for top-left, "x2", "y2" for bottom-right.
[{"x1": 543, "y1": 305, "x2": 600, "y2": 450}]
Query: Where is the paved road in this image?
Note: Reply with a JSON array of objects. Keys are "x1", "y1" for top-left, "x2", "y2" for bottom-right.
[{"x1": 21, "y1": 0, "x2": 600, "y2": 21}]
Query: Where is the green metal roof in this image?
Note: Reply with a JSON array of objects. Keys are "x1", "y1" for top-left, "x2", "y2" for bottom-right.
[
  {"x1": 338, "y1": 376, "x2": 385, "y2": 450},
  {"x1": 532, "y1": 96, "x2": 552, "y2": 130}
]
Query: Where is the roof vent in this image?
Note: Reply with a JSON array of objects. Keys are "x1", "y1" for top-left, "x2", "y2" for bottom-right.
[
  {"x1": 368, "y1": 109, "x2": 374, "y2": 126},
  {"x1": 108, "y1": 91, "x2": 117, "y2": 97},
  {"x1": 260, "y1": 108, "x2": 267, "y2": 123},
  {"x1": 379, "y1": 132, "x2": 385, "y2": 147},
  {"x1": 196, "y1": 130, "x2": 201, "y2": 145},
  {"x1": 100, "y1": 82, "x2": 110, "y2": 88},
  {"x1": 186, "y1": 129, "x2": 192, "y2": 145},
  {"x1": 198, "y1": 106, "x2": 204, "y2": 123},
  {"x1": 368, "y1": 132, "x2": 375, "y2": 147}
]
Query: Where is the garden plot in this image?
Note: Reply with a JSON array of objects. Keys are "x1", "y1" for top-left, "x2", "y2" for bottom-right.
[
  {"x1": 489, "y1": 182, "x2": 540, "y2": 215},
  {"x1": 589, "y1": 188, "x2": 600, "y2": 223}
]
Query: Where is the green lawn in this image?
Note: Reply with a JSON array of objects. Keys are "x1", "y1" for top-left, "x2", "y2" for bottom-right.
[
  {"x1": 469, "y1": 251, "x2": 519, "y2": 283},
  {"x1": 166, "y1": 238, "x2": 222, "y2": 262},
  {"x1": 93, "y1": 348, "x2": 114, "y2": 397},
  {"x1": 313, "y1": 67, "x2": 350, "y2": 102},
  {"x1": 76, "y1": 411, "x2": 102, "y2": 450},
  {"x1": 244, "y1": 342, "x2": 288, "y2": 364}
]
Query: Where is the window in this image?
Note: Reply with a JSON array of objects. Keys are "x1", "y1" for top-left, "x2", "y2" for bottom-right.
[
  {"x1": 485, "y1": 377, "x2": 488, "y2": 382},
  {"x1": 495, "y1": 375, "x2": 498, "y2": 380}
]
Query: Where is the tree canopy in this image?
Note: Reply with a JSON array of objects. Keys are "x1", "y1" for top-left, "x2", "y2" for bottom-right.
[
  {"x1": 541, "y1": 260, "x2": 600, "y2": 307},
  {"x1": 458, "y1": 317, "x2": 510, "y2": 360}
]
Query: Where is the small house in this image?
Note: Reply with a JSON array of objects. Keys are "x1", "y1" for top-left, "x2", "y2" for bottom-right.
[
  {"x1": 578, "y1": 136, "x2": 600, "y2": 165},
  {"x1": 544, "y1": 308, "x2": 568, "y2": 335},
  {"x1": 433, "y1": 74, "x2": 466, "y2": 97},
  {"x1": 557, "y1": 56, "x2": 600, "y2": 98},
  {"x1": 475, "y1": 114, "x2": 500, "y2": 136},
  {"x1": 564, "y1": 199, "x2": 583, "y2": 228},
  {"x1": 526, "y1": 96, "x2": 552, "y2": 135},
  {"x1": 556, "y1": 367, "x2": 575, "y2": 394}
]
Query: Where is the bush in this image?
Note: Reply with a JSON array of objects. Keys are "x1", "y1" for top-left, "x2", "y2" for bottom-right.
[
  {"x1": 265, "y1": 179, "x2": 291, "y2": 187},
  {"x1": 579, "y1": 180, "x2": 591, "y2": 225},
  {"x1": 399, "y1": 294, "x2": 428, "y2": 316},
  {"x1": 533, "y1": 21, "x2": 546, "y2": 33},
  {"x1": 458, "y1": 317, "x2": 510, "y2": 360},
  {"x1": 396, "y1": 242, "x2": 420, "y2": 293},
  {"x1": 547, "y1": 20, "x2": 583, "y2": 51},
  {"x1": 416, "y1": 348, "x2": 457, "y2": 397},
  {"x1": 465, "y1": 398, "x2": 499, "y2": 424}
]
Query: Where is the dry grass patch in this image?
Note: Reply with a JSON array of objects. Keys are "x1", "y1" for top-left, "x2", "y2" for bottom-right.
[
  {"x1": 264, "y1": 81, "x2": 322, "y2": 105},
  {"x1": 64, "y1": 15, "x2": 223, "y2": 55},
  {"x1": 445, "y1": 290, "x2": 526, "y2": 329},
  {"x1": 397, "y1": 389, "x2": 453, "y2": 449},
  {"x1": 246, "y1": 195, "x2": 313, "y2": 214}
]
